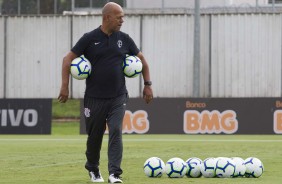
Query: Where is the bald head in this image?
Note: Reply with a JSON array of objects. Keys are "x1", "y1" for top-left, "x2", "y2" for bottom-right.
[
  {"x1": 102, "y1": 2, "x2": 123, "y2": 16},
  {"x1": 101, "y1": 2, "x2": 124, "y2": 35}
]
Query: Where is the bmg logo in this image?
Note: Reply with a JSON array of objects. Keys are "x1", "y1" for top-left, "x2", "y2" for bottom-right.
[
  {"x1": 274, "y1": 110, "x2": 282, "y2": 134},
  {"x1": 183, "y1": 110, "x2": 238, "y2": 134}
]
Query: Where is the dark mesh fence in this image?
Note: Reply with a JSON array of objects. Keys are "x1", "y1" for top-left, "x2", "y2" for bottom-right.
[{"x1": 0, "y1": 0, "x2": 125, "y2": 15}]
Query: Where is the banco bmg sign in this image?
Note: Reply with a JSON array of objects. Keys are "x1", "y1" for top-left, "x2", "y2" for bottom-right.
[{"x1": 0, "y1": 99, "x2": 51, "y2": 134}]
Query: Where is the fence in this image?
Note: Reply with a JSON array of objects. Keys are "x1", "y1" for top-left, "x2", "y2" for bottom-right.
[{"x1": 0, "y1": 8, "x2": 282, "y2": 98}]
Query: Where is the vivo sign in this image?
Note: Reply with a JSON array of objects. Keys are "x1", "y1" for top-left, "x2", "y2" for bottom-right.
[
  {"x1": 0, "y1": 109, "x2": 38, "y2": 127},
  {"x1": 0, "y1": 99, "x2": 51, "y2": 134}
]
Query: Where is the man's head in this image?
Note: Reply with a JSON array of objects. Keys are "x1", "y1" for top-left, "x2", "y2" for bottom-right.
[{"x1": 102, "y1": 2, "x2": 124, "y2": 34}]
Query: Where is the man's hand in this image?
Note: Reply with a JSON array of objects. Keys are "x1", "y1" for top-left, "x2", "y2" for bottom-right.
[
  {"x1": 143, "y1": 85, "x2": 153, "y2": 104},
  {"x1": 58, "y1": 87, "x2": 69, "y2": 103},
  {"x1": 58, "y1": 51, "x2": 77, "y2": 103}
]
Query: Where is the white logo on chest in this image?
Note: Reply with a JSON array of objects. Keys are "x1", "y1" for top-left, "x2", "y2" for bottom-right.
[{"x1": 117, "y1": 40, "x2": 122, "y2": 48}]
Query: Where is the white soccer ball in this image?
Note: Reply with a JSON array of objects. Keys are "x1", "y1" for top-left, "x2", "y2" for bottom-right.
[
  {"x1": 231, "y1": 157, "x2": 246, "y2": 177},
  {"x1": 122, "y1": 55, "x2": 142, "y2": 78},
  {"x1": 185, "y1": 157, "x2": 202, "y2": 178},
  {"x1": 70, "y1": 56, "x2": 91, "y2": 80},
  {"x1": 244, "y1": 157, "x2": 264, "y2": 178},
  {"x1": 200, "y1": 157, "x2": 216, "y2": 178},
  {"x1": 143, "y1": 157, "x2": 165, "y2": 177},
  {"x1": 165, "y1": 157, "x2": 188, "y2": 178},
  {"x1": 215, "y1": 157, "x2": 236, "y2": 178}
]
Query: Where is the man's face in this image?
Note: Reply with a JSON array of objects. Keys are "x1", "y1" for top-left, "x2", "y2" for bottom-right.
[{"x1": 108, "y1": 9, "x2": 124, "y2": 32}]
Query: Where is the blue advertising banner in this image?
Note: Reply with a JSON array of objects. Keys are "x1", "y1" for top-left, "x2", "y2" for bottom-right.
[{"x1": 0, "y1": 99, "x2": 52, "y2": 134}]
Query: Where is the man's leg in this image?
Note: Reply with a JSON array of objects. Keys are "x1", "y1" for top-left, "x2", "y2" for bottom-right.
[
  {"x1": 84, "y1": 96, "x2": 109, "y2": 172},
  {"x1": 107, "y1": 94, "x2": 128, "y2": 176}
]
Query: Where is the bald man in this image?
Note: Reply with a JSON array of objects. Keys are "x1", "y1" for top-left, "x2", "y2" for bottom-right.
[{"x1": 58, "y1": 2, "x2": 153, "y2": 183}]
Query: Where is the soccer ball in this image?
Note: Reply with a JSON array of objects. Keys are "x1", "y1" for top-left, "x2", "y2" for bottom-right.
[
  {"x1": 244, "y1": 157, "x2": 264, "y2": 178},
  {"x1": 200, "y1": 157, "x2": 216, "y2": 178},
  {"x1": 143, "y1": 157, "x2": 165, "y2": 177},
  {"x1": 231, "y1": 157, "x2": 246, "y2": 177},
  {"x1": 185, "y1": 157, "x2": 202, "y2": 178},
  {"x1": 122, "y1": 55, "x2": 142, "y2": 78},
  {"x1": 70, "y1": 56, "x2": 91, "y2": 80},
  {"x1": 215, "y1": 157, "x2": 236, "y2": 178},
  {"x1": 165, "y1": 157, "x2": 188, "y2": 178}
]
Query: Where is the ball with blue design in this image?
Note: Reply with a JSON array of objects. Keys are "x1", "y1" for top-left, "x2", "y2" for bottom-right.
[
  {"x1": 143, "y1": 157, "x2": 165, "y2": 177},
  {"x1": 244, "y1": 157, "x2": 264, "y2": 178},
  {"x1": 231, "y1": 157, "x2": 246, "y2": 177},
  {"x1": 165, "y1": 157, "x2": 188, "y2": 178},
  {"x1": 185, "y1": 157, "x2": 202, "y2": 178},
  {"x1": 215, "y1": 157, "x2": 236, "y2": 178},
  {"x1": 70, "y1": 56, "x2": 91, "y2": 80},
  {"x1": 122, "y1": 55, "x2": 142, "y2": 78},
  {"x1": 200, "y1": 157, "x2": 216, "y2": 178}
]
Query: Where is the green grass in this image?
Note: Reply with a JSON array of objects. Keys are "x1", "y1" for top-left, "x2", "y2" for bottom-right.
[
  {"x1": 52, "y1": 99, "x2": 81, "y2": 119},
  {"x1": 1, "y1": 129, "x2": 282, "y2": 183},
  {"x1": 0, "y1": 100, "x2": 280, "y2": 183},
  {"x1": 52, "y1": 121, "x2": 80, "y2": 135}
]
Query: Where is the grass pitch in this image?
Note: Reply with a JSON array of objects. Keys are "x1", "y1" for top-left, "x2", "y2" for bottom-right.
[
  {"x1": 0, "y1": 131, "x2": 282, "y2": 184},
  {"x1": 0, "y1": 123, "x2": 282, "y2": 183}
]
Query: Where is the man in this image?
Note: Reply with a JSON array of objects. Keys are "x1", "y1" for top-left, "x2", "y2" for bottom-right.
[{"x1": 58, "y1": 2, "x2": 153, "y2": 183}]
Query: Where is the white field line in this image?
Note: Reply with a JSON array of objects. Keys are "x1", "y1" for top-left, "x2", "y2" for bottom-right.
[
  {"x1": 123, "y1": 139, "x2": 282, "y2": 142},
  {"x1": 0, "y1": 138, "x2": 282, "y2": 142},
  {"x1": 0, "y1": 138, "x2": 86, "y2": 141}
]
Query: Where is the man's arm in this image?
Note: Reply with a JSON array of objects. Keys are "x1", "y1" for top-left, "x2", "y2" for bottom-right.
[
  {"x1": 58, "y1": 51, "x2": 78, "y2": 103},
  {"x1": 137, "y1": 52, "x2": 153, "y2": 104}
]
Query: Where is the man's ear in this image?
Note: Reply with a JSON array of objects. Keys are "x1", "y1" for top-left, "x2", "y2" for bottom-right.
[{"x1": 105, "y1": 14, "x2": 111, "y2": 22}]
